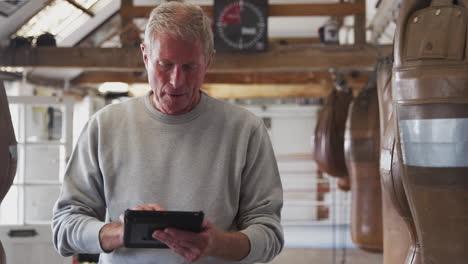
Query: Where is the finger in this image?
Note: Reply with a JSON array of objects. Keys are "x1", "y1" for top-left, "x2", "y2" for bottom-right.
[
  {"x1": 153, "y1": 230, "x2": 188, "y2": 248},
  {"x1": 139, "y1": 205, "x2": 153, "y2": 211},
  {"x1": 174, "y1": 246, "x2": 203, "y2": 263},
  {"x1": 153, "y1": 230, "x2": 176, "y2": 245},
  {"x1": 164, "y1": 228, "x2": 200, "y2": 243},
  {"x1": 172, "y1": 245, "x2": 200, "y2": 261},
  {"x1": 131, "y1": 203, "x2": 166, "y2": 211},
  {"x1": 202, "y1": 218, "x2": 212, "y2": 230},
  {"x1": 153, "y1": 231, "x2": 187, "y2": 252},
  {"x1": 154, "y1": 230, "x2": 205, "y2": 262},
  {"x1": 164, "y1": 229, "x2": 209, "y2": 256},
  {"x1": 164, "y1": 237, "x2": 202, "y2": 262},
  {"x1": 178, "y1": 238, "x2": 206, "y2": 253},
  {"x1": 147, "y1": 203, "x2": 166, "y2": 211},
  {"x1": 131, "y1": 205, "x2": 145, "y2": 210}
]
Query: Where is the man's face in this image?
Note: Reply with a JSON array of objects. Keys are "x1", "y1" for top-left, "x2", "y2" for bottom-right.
[{"x1": 141, "y1": 33, "x2": 212, "y2": 115}]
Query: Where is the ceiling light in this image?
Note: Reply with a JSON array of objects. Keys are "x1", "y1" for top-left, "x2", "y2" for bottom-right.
[
  {"x1": 0, "y1": 67, "x2": 24, "y2": 73},
  {"x1": 98, "y1": 82, "x2": 129, "y2": 94}
]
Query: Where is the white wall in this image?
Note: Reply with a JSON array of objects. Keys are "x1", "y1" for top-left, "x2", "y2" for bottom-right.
[{"x1": 242, "y1": 104, "x2": 355, "y2": 248}]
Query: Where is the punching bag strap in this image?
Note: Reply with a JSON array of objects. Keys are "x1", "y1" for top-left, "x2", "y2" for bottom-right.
[
  {"x1": 431, "y1": 0, "x2": 453, "y2": 6},
  {"x1": 394, "y1": 0, "x2": 432, "y2": 67}
]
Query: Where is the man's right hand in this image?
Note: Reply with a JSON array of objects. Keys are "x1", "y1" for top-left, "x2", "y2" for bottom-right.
[
  {"x1": 99, "y1": 222, "x2": 124, "y2": 252},
  {"x1": 98, "y1": 203, "x2": 166, "y2": 252}
]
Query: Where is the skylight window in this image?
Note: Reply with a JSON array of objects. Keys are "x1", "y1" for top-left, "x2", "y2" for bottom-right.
[
  {"x1": 83, "y1": 0, "x2": 112, "y2": 13},
  {"x1": 75, "y1": 0, "x2": 100, "y2": 9},
  {"x1": 13, "y1": 0, "x2": 111, "y2": 43}
]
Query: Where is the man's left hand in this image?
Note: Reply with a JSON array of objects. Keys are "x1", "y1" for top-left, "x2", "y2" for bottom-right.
[{"x1": 152, "y1": 218, "x2": 218, "y2": 262}]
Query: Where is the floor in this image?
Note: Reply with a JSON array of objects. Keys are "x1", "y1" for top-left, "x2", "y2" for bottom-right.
[{"x1": 266, "y1": 248, "x2": 383, "y2": 264}]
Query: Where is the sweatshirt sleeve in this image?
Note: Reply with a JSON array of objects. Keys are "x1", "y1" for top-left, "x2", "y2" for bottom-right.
[
  {"x1": 238, "y1": 123, "x2": 284, "y2": 263},
  {"x1": 51, "y1": 117, "x2": 108, "y2": 256}
]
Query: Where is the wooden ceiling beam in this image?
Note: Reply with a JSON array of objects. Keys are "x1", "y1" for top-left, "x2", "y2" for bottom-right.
[
  {"x1": 73, "y1": 72, "x2": 146, "y2": 84},
  {"x1": 0, "y1": 47, "x2": 144, "y2": 71},
  {"x1": 211, "y1": 44, "x2": 391, "y2": 73},
  {"x1": 65, "y1": 0, "x2": 94, "y2": 17},
  {"x1": 119, "y1": 2, "x2": 365, "y2": 18},
  {"x1": 201, "y1": 74, "x2": 369, "y2": 99},
  {"x1": 206, "y1": 72, "x2": 331, "y2": 84},
  {"x1": 269, "y1": 2, "x2": 365, "y2": 17},
  {"x1": 269, "y1": 37, "x2": 320, "y2": 45},
  {"x1": 0, "y1": 44, "x2": 391, "y2": 72},
  {"x1": 73, "y1": 72, "x2": 332, "y2": 85},
  {"x1": 72, "y1": 71, "x2": 369, "y2": 99},
  {"x1": 202, "y1": 83, "x2": 332, "y2": 99},
  {"x1": 72, "y1": 71, "x2": 368, "y2": 86}
]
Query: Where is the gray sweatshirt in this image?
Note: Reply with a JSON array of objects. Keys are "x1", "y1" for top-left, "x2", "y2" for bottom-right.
[{"x1": 52, "y1": 92, "x2": 284, "y2": 264}]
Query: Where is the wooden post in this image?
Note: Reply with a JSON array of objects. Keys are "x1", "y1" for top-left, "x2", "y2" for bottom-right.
[
  {"x1": 354, "y1": 0, "x2": 366, "y2": 45},
  {"x1": 120, "y1": 0, "x2": 135, "y2": 47}
]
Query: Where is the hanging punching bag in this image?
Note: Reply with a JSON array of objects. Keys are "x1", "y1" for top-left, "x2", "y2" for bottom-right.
[
  {"x1": 377, "y1": 57, "x2": 421, "y2": 264},
  {"x1": 0, "y1": 81, "x2": 18, "y2": 264},
  {"x1": 394, "y1": 0, "x2": 468, "y2": 263},
  {"x1": 0, "y1": 81, "x2": 17, "y2": 201},
  {"x1": 313, "y1": 74, "x2": 353, "y2": 179},
  {"x1": 344, "y1": 77, "x2": 383, "y2": 252},
  {"x1": 337, "y1": 176, "x2": 351, "y2": 192}
]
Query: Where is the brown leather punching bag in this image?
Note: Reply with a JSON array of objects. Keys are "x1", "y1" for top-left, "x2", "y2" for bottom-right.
[
  {"x1": 377, "y1": 57, "x2": 421, "y2": 264},
  {"x1": 313, "y1": 75, "x2": 353, "y2": 179},
  {"x1": 0, "y1": 81, "x2": 18, "y2": 264},
  {"x1": 394, "y1": 0, "x2": 468, "y2": 263},
  {"x1": 337, "y1": 176, "x2": 351, "y2": 192},
  {"x1": 344, "y1": 77, "x2": 383, "y2": 252}
]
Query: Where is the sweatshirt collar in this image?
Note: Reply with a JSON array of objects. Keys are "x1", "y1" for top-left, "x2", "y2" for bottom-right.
[{"x1": 143, "y1": 90, "x2": 207, "y2": 124}]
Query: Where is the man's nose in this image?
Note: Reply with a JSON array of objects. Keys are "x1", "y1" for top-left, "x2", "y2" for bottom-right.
[{"x1": 169, "y1": 66, "x2": 184, "y2": 88}]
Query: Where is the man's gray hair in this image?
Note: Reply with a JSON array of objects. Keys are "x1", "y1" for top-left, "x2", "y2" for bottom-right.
[{"x1": 144, "y1": 1, "x2": 214, "y2": 62}]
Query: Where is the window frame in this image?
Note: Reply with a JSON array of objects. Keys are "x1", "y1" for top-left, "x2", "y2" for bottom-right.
[{"x1": 2, "y1": 96, "x2": 74, "y2": 226}]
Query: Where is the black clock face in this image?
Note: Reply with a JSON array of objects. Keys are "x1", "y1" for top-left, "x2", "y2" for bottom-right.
[{"x1": 214, "y1": 0, "x2": 268, "y2": 52}]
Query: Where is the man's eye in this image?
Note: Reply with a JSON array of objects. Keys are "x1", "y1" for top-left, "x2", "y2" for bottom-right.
[
  {"x1": 183, "y1": 64, "x2": 197, "y2": 71},
  {"x1": 157, "y1": 62, "x2": 173, "y2": 70}
]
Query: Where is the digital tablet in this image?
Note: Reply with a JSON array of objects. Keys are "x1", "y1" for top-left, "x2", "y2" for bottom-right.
[{"x1": 123, "y1": 210, "x2": 204, "y2": 248}]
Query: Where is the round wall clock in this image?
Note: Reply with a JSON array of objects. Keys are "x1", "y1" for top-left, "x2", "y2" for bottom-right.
[{"x1": 213, "y1": 0, "x2": 268, "y2": 52}]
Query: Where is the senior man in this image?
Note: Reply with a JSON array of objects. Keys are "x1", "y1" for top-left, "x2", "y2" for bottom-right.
[{"x1": 52, "y1": 2, "x2": 283, "y2": 263}]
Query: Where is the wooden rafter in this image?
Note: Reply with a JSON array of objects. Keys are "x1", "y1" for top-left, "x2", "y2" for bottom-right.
[
  {"x1": 354, "y1": 0, "x2": 367, "y2": 45},
  {"x1": 269, "y1": 37, "x2": 320, "y2": 45},
  {"x1": 202, "y1": 83, "x2": 332, "y2": 99},
  {"x1": 73, "y1": 72, "x2": 332, "y2": 85},
  {"x1": 211, "y1": 44, "x2": 390, "y2": 73},
  {"x1": 20, "y1": 69, "x2": 368, "y2": 99},
  {"x1": 72, "y1": 71, "x2": 369, "y2": 85},
  {"x1": 0, "y1": 44, "x2": 391, "y2": 72},
  {"x1": 120, "y1": 0, "x2": 140, "y2": 47},
  {"x1": 119, "y1": 2, "x2": 366, "y2": 18},
  {"x1": 65, "y1": 0, "x2": 94, "y2": 17},
  {"x1": 71, "y1": 71, "x2": 368, "y2": 99}
]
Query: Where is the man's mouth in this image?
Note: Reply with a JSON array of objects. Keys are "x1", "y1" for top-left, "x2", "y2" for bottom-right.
[{"x1": 167, "y1": 93, "x2": 185, "y2": 97}]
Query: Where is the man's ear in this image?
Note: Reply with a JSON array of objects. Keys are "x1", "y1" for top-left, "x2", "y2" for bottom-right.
[
  {"x1": 206, "y1": 50, "x2": 216, "y2": 68},
  {"x1": 140, "y1": 43, "x2": 149, "y2": 70}
]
